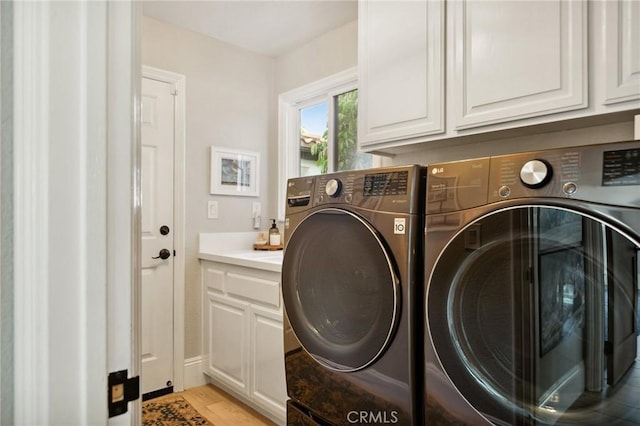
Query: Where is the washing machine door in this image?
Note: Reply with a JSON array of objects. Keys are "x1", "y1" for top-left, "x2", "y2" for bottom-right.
[
  {"x1": 427, "y1": 205, "x2": 640, "y2": 425},
  {"x1": 282, "y1": 208, "x2": 400, "y2": 372}
]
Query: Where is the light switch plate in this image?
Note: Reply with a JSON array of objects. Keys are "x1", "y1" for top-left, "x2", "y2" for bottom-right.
[{"x1": 208, "y1": 201, "x2": 218, "y2": 219}]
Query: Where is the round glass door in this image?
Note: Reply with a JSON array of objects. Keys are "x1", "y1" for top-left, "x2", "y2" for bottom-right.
[
  {"x1": 428, "y1": 206, "x2": 640, "y2": 425},
  {"x1": 282, "y1": 208, "x2": 400, "y2": 372}
]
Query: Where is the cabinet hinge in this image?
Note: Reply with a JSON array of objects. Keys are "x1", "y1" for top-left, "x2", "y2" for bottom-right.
[{"x1": 108, "y1": 370, "x2": 140, "y2": 418}]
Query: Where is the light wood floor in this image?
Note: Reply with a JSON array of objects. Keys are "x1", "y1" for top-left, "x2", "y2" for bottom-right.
[{"x1": 167, "y1": 384, "x2": 277, "y2": 425}]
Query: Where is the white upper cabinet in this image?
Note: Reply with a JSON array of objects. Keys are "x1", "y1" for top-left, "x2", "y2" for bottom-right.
[
  {"x1": 603, "y1": 0, "x2": 640, "y2": 105},
  {"x1": 451, "y1": 0, "x2": 587, "y2": 129},
  {"x1": 358, "y1": 0, "x2": 444, "y2": 147},
  {"x1": 357, "y1": 0, "x2": 640, "y2": 154}
]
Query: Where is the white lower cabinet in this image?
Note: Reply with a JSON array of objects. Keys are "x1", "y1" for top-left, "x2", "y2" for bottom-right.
[
  {"x1": 206, "y1": 294, "x2": 250, "y2": 392},
  {"x1": 201, "y1": 260, "x2": 286, "y2": 425},
  {"x1": 251, "y1": 305, "x2": 287, "y2": 417}
]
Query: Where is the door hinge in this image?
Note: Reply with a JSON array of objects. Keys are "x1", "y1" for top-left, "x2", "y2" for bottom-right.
[{"x1": 108, "y1": 370, "x2": 140, "y2": 418}]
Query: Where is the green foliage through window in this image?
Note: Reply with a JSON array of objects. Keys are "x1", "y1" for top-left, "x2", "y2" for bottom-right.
[{"x1": 304, "y1": 90, "x2": 371, "y2": 174}]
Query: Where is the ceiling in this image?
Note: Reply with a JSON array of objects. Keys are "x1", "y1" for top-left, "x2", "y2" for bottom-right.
[{"x1": 142, "y1": 0, "x2": 358, "y2": 57}]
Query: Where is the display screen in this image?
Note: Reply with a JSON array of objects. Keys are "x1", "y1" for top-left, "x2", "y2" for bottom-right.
[
  {"x1": 363, "y1": 171, "x2": 408, "y2": 196},
  {"x1": 602, "y1": 148, "x2": 640, "y2": 186}
]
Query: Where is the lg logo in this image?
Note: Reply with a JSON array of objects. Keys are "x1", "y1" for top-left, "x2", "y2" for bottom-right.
[
  {"x1": 347, "y1": 411, "x2": 399, "y2": 424},
  {"x1": 431, "y1": 167, "x2": 444, "y2": 175}
]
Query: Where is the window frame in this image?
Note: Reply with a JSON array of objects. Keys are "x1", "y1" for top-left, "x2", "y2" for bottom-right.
[{"x1": 277, "y1": 67, "x2": 358, "y2": 221}]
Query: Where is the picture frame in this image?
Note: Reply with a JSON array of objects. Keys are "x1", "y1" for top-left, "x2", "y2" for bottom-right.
[{"x1": 210, "y1": 146, "x2": 260, "y2": 197}]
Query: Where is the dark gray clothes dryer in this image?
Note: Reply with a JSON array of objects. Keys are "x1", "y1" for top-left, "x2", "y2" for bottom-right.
[
  {"x1": 282, "y1": 165, "x2": 425, "y2": 425},
  {"x1": 424, "y1": 140, "x2": 640, "y2": 425}
]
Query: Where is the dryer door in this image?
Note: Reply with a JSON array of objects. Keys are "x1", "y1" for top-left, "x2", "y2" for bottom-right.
[
  {"x1": 282, "y1": 208, "x2": 400, "y2": 372},
  {"x1": 427, "y1": 206, "x2": 639, "y2": 425}
]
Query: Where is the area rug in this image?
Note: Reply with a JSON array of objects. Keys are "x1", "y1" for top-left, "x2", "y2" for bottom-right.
[{"x1": 142, "y1": 394, "x2": 213, "y2": 426}]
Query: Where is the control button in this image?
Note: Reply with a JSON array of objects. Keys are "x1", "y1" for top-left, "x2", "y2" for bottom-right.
[
  {"x1": 498, "y1": 185, "x2": 511, "y2": 198},
  {"x1": 344, "y1": 193, "x2": 353, "y2": 203},
  {"x1": 325, "y1": 178, "x2": 342, "y2": 197},
  {"x1": 520, "y1": 159, "x2": 553, "y2": 188},
  {"x1": 563, "y1": 182, "x2": 578, "y2": 195}
]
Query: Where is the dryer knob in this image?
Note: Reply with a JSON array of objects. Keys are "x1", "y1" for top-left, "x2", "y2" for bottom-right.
[
  {"x1": 325, "y1": 178, "x2": 342, "y2": 197},
  {"x1": 520, "y1": 159, "x2": 552, "y2": 188}
]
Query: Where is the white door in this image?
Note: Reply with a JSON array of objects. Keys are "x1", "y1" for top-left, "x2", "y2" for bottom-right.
[{"x1": 141, "y1": 77, "x2": 175, "y2": 395}]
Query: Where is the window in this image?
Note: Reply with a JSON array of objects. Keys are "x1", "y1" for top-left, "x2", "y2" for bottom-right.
[
  {"x1": 278, "y1": 68, "x2": 385, "y2": 220},
  {"x1": 300, "y1": 101, "x2": 328, "y2": 176}
]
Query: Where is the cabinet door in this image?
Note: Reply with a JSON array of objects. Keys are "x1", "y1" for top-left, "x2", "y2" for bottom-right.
[
  {"x1": 603, "y1": 0, "x2": 640, "y2": 105},
  {"x1": 358, "y1": 0, "x2": 444, "y2": 147},
  {"x1": 451, "y1": 0, "x2": 587, "y2": 130},
  {"x1": 205, "y1": 292, "x2": 250, "y2": 395},
  {"x1": 250, "y1": 305, "x2": 287, "y2": 420}
]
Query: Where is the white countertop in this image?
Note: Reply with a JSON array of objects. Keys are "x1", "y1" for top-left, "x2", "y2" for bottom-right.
[{"x1": 198, "y1": 232, "x2": 283, "y2": 273}]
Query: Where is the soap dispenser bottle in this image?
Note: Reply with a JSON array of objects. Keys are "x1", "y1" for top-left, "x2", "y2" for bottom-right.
[{"x1": 269, "y1": 219, "x2": 281, "y2": 246}]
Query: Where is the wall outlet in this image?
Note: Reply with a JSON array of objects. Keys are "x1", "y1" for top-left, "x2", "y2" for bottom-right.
[{"x1": 207, "y1": 201, "x2": 218, "y2": 219}]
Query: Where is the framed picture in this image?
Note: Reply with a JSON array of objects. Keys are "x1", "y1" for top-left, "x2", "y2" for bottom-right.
[{"x1": 210, "y1": 146, "x2": 260, "y2": 197}]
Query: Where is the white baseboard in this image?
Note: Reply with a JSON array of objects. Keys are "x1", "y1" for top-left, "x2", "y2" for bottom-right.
[{"x1": 183, "y1": 356, "x2": 207, "y2": 389}]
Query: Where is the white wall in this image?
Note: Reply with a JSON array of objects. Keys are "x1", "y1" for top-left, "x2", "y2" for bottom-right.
[{"x1": 142, "y1": 16, "x2": 275, "y2": 358}]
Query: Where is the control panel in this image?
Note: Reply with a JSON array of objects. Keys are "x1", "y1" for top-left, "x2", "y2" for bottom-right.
[
  {"x1": 286, "y1": 166, "x2": 422, "y2": 215},
  {"x1": 488, "y1": 141, "x2": 640, "y2": 206},
  {"x1": 603, "y1": 147, "x2": 640, "y2": 186},
  {"x1": 286, "y1": 177, "x2": 314, "y2": 208},
  {"x1": 491, "y1": 150, "x2": 581, "y2": 200},
  {"x1": 427, "y1": 140, "x2": 640, "y2": 214},
  {"x1": 363, "y1": 171, "x2": 409, "y2": 196}
]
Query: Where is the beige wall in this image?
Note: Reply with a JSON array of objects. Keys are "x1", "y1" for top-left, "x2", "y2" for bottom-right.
[
  {"x1": 274, "y1": 20, "x2": 357, "y2": 95},
  {"x1": 142, "y1": 17, "x2": 275, "y2": 358}
]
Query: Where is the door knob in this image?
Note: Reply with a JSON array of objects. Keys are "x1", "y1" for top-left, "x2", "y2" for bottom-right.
[{"x1": 152, "y1": 248, "x2": 171, "y2": 260}]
